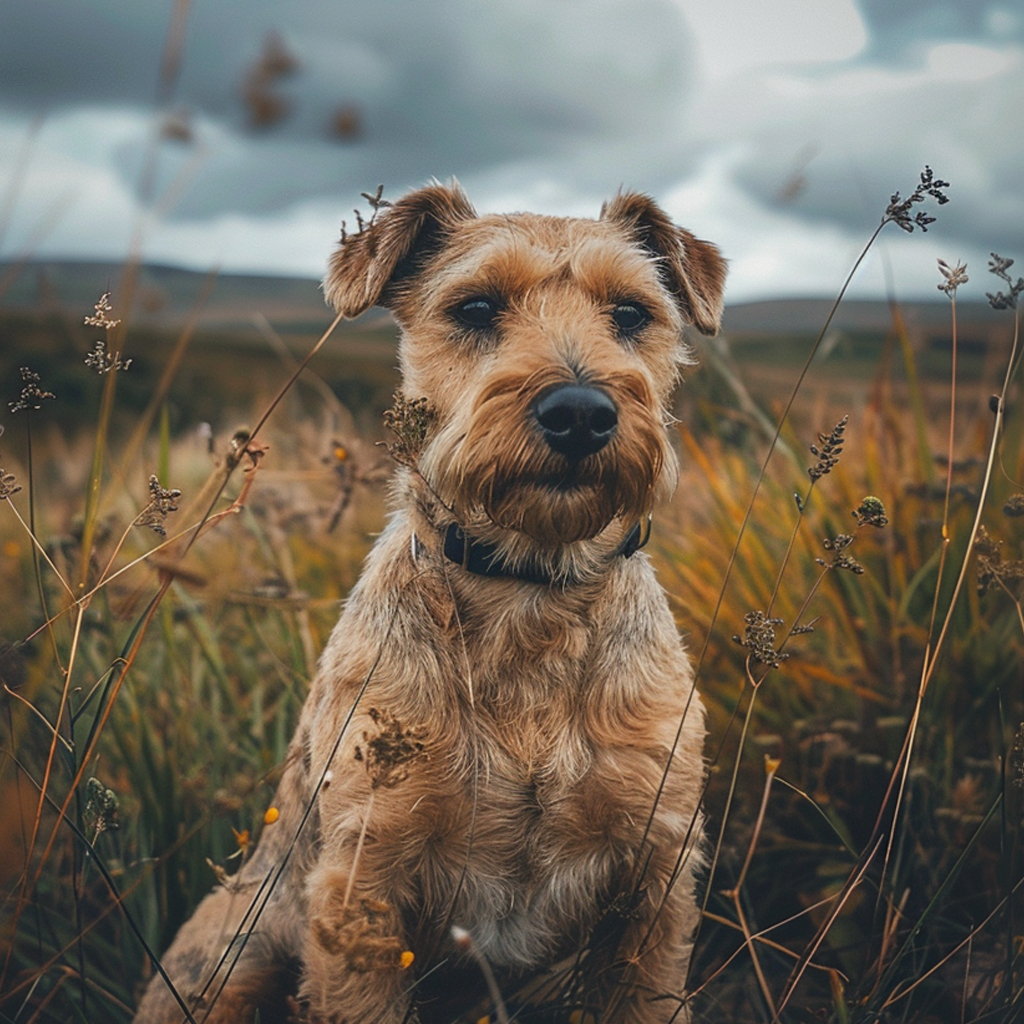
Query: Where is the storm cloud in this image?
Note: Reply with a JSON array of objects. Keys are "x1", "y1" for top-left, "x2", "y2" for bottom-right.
[{"x1": 0, "y1": 0, "x2": 1020, "y2": 300}]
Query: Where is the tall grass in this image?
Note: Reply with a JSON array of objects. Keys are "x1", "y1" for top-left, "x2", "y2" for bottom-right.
[
  {"x1": 0, "y1": 168, "x2": 1022, "y2": 1024},
  {"x1": 0, "y1": 345, "x2": 380, "y2": 1018},
  {"x1": 665, "y1": 245, "x2": 1024, "y2": 1020}
]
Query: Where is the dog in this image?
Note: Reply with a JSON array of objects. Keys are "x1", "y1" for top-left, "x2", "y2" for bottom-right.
[{"x1": 133, "y1": 182, "x2": 726, "y2": 1024}]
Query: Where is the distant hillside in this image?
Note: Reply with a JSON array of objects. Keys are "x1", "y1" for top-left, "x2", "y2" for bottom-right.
[
  {"x1": 0, "y1": 260, "x2": 1013, "y2": 434},
  {"x1": 722, "y1": 297, "x2": 1004, "y2": 340}
]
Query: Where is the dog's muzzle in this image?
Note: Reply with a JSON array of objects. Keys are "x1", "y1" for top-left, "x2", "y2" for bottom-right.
[{"x1": 533, "y1": 383, "x2": 618, "y2": 461}]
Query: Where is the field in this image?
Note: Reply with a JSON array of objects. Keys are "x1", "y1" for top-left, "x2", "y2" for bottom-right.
[{"x1": 1, "y1": 226, "x2": 1023, "y2": 1022}]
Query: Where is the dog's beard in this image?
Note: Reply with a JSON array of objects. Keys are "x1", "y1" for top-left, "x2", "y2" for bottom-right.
[
  {"x1": 425, "y1": 396, "x2": 676, "y2": 546},
  {"x1": 484, "y1": 480, "x2": 637, "y2": 544}
]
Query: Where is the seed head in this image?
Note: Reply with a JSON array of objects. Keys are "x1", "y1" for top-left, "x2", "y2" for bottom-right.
[
  {"x1": 84, "y1": 777, "x2": 120, "y2": 839},
  {"x1": 936, "y1": 258, "x2": 968, "y2": 298},
  {"x1": 134, "y1": 474, "x2": 182, "y2": 536},
  {"x1": 817, "y1": 534, "x2": 864, "y2": 574},
  {"x1": 9, "y1": 367, "x2": 55, "y2": 413},
  {"x1": 382, "y1": 393, "x2": 435, "y2": 468},
  {"x1": 340, "y1": 185, "x2": 391, "y2": 243},
  {"x1": 733, "y1": 610, "x2": 788, "y2": 668},
  {"x1": 85, "y1": 338, "x2": 132, "y2": 374},
  {"x1": 853, "y1": 495, "x2": 889, "y2": 528},
  {"x1": 1003, "y1": 494, "x2": 1024, "y2": 518},
  {"x1": 354, "y1": 708, "x2": 427, "y2": 789},
  {"x1": 0, "y1": 470, "x2": 21, "y2": 500},
  {"x1": 884, "y1": 166, "x2": 950, "y2": 233},
  {"x1": 84, "y1": 291, "x2": 121, "y2": 330},
  {"x1": 808, "y1": 415, "x2": 848, "y2": 482},
  {"x1": 986, "y1": 253, "x2": 1023, "y2": 310},
  {"x1": 975, "y1": 525, "x2": 1024, "y2": 595}
]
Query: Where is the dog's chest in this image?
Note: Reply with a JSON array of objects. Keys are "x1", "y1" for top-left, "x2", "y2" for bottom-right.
[{"x1": 378, "y1": 708, "x2": 659, "y2": 966}]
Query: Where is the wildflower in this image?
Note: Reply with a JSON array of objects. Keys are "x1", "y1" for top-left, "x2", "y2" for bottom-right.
[
  {"x1": 790, "y1": 617, "x2": 819, "y2": 636},
  {"x1": 884, "y1": 166, "x2": 950, "y2": 233},
  {"x1": 312, "y1": 896, "x2": 407, "y2": 971},
  {"x1": 1004, "y1": 494, "x2": 1024, "y2": 518},
  {"x1": 382, "y1": 393, "x2": 435, "y2": 468},
  {"x1": 818, "y1": 534, "x2": 864, "y2": 574},
  {"x1": 354, "y1": 708, "x2": 427, "y2": 789},
  {"x1": 84, "y1": 338, "x2": 132, "y2": 374},
  {"x1": 975, "y1": 525, "x2": 1024, "y2": 595},
  {"x1": 340, "y1": 184, "x2": 391, "y2": 242},
  {"x1": 0, "y1": 470, "x2": 21, "y2": 500},
  {"x1": 986, "y1": 252, "x2": 1024, "y2": 310},
  {"x1": 242, "y1": 31, "x2": 299, "y2": 130},
  {"x1": 733, "y1": 611, "x2": 788, "y2": 669},
  {"x1": 134, "y1": 475, "x2": 181, "y2": 536},
  {"x1": 161, "y1": 108, "x2": 193, "y2": 144},
  {"x1": 84, "y1": 777, "x2": 120, "y2": 841},
  {"x1": 331, "y1": 104, "x2": 363, "y2": 141},
  {"x1": 360, "y1": 184, "x2": 391, "y2": 219},
  {"x1": 84, "y1": 291, "x2": 121, "y2": 330},
  {"x1": 808, "y1": 415, "x2": 848, "y2": 481},
  {"x1": 853, "y1": 495, "x2": 889, "y2": 528},
  {"x1": 9, "y1": 367, "x2": 55, "y2": 413},
  {"x1": 936, "y1": 258, "x2": 968, "y2": 297}
]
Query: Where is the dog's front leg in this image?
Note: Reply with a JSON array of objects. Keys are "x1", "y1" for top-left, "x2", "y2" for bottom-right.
[
  {"x1": 299, "y1": 859, "x2": 415, "y2": 1024},
  {"x1": 611, "y1": 874, "x2": 701, "y2": 1024},
  {"x1": 132, "y1": 728, "x2": 315, "y2": 1024},
  {"x1": 572, "y1": 850, "x2": 700, "y2": 1024}
]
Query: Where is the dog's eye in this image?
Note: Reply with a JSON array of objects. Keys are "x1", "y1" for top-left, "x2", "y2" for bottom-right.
[
  {"x1": 452, "y1": 297, "x2": 500, "y2": 330},
  {"x1": 611, "y1": 302, "x2": 651, "y2": 336}
]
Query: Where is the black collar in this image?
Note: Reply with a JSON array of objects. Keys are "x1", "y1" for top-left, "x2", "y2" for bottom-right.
[{"x1": 441, "y1": 520, "x2": 649, "y2": 586}]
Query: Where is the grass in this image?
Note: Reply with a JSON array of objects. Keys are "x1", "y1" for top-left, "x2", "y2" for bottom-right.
[{"x1": 0, "y1": 168, "x2": 1022, "y2": 1024}]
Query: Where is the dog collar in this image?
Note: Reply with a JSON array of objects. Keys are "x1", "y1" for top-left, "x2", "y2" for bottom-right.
[{"x1": 441, "y1": 519, "x2": 650, "y2": 586}]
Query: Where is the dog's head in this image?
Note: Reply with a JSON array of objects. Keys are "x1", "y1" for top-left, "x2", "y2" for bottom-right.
[{"x1": 324, "y1": 182, "x2": 726, "y2": 554}]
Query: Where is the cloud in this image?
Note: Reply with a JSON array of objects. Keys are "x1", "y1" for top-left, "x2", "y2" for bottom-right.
[
  {"x1": 0, "y1": 0, "x2": 695, "y2": 218},
  {"x1": 0, "y1": 0, "x2": 1020, "y2": 303},
  {"x1": 685, "y1": 37, "x2": 1024, "y2": 282},
  {"x1": 677, "y1": 0, "x2": 867, "y2": 80},
  {"x1": 659, "y1": 149, "x2": 1001, "y2": 302},
  {"x1": 856, "y1": 0, "x2": 1024, "y2": 59}
]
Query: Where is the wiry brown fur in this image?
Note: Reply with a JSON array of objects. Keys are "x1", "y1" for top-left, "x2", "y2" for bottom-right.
[{"x1": 133, "y1": 182, "x2": 726, "y2": 1024}]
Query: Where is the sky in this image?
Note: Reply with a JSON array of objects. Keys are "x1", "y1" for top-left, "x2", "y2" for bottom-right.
[{"x1": 0, "y1": 0, "x2": 1020, "y2": 303}]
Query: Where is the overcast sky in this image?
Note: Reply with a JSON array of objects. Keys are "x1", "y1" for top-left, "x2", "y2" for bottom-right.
[{"x1": 0, "y1": 0, "x2": 1019, "y2": 302}]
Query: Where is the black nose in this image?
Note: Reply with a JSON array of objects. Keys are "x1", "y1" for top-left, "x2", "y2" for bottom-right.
[{"x1": 533, "y1": 384, "x2": 618, "y2": 461}]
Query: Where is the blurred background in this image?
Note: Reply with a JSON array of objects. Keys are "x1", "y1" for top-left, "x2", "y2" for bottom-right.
[{"x1": 0, "y1": 0, "x2": 1020, "y2": 300}]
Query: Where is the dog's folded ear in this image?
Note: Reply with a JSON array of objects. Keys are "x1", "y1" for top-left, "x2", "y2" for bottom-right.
[
  {"x1": 601, "y1": 192, "x2": 727, "y2": 336},
  {"x1": 324, "y1": 182, "x2": 477, "y2": 317}
]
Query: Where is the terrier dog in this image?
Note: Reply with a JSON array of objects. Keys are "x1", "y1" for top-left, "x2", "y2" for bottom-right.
[{"x1": 133, "y1": 183, "x2": 726, "y2": 1024}]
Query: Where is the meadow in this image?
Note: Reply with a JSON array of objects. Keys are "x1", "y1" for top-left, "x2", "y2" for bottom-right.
[{"x1": 0, "y1": 175, "x2": 1022, "y2": 1023}]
